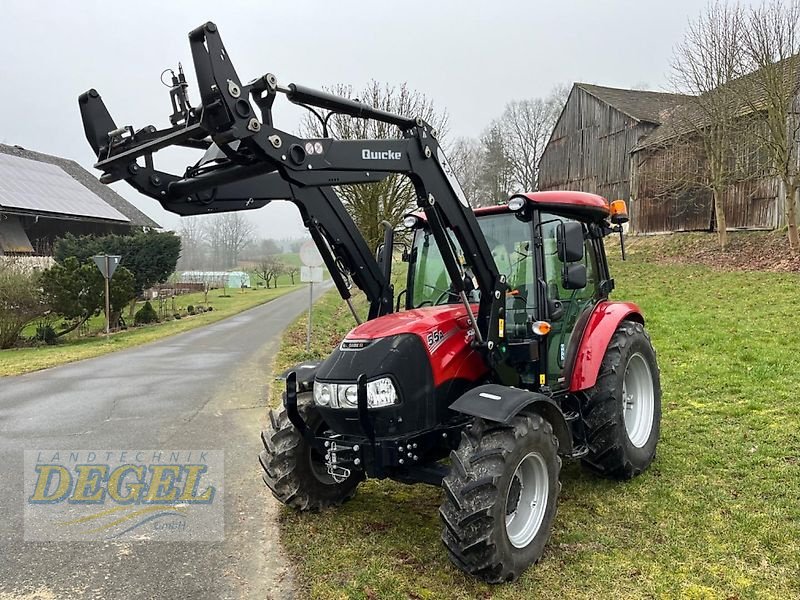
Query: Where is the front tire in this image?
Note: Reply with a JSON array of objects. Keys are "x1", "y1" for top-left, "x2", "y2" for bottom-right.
[
  {"x1": 259, "y1": 393, "x2": 362, "y2": 510},
  {"x1": 439, "y1": 414, "x2": 561, "y2": 583},
  {"x1": 581, "y1": 320, "x2": 661, "y2": 479}
]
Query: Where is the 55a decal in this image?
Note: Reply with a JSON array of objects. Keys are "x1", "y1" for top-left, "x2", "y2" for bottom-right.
[
  {"x1": 426, "y1": 328, "x2": 455, "y2": 353},
  {"x1": 427, "y1": 329, "x2": 444, "y2": 347}
]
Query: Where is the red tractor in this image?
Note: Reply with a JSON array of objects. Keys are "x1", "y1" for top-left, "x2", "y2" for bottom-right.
[{"x1": 80, "y1": 22, "x2": 661, "y2": 583}]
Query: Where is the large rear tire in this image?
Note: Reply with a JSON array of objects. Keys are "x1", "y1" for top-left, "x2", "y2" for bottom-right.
[
  {"x1": 581, "y1": 320, "x2": 661, "y2": 479},
  {"x1": 259, "y1": 393, "x2": 362, "y2": 510},
  {"x1": 439, "y1": 414, "x2": 561, "y2": 583}
]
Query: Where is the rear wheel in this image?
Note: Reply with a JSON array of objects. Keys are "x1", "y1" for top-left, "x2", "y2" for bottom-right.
[
  {"x1": 581, "y1": 320, "x2": 661, "y2": 479},
  {"x1": 439, "y1": 414, "x2": 560, "y2": 583},
  {"x1": 259, "y1": 393, "x2": 362, "y2": 510}
]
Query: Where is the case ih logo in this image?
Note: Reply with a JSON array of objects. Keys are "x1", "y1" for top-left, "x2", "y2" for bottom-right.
[
  {"x1": 362, "y1": 149, "x2": 402, "y2": 160},
  {"x1": 340, "y1": 339, "x2": 373, "y2": 351}
]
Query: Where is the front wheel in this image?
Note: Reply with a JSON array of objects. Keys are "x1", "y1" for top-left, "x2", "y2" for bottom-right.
[
  {"x1": 581, "y1": 320, "x2": 661, "y2": 479},
  {"x1": 259, "y1": 393, "x2": 362, "y2": 511},
  {"x1": 439, "y1": 414, "x2": 561, "y2": 583}
]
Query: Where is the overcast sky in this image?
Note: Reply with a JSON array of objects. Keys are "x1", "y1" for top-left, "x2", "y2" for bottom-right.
[{"x1": 0, "y1": 0, "x2": 727, "y2": 238}]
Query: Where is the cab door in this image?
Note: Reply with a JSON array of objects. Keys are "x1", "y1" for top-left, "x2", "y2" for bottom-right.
[{"x1": 537, "y1": 213, "x2": 601, "y2": 390}]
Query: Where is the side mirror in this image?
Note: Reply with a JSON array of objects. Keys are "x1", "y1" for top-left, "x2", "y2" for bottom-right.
[
  {"x1": 377, "y1": 221, "x2": 394, "y2": 283},
  {"x1": 557, "y1": 222, "x2": 584, "y2": 263},
  {"x1": 563, "y1": 263, "x2": 587, "y2": 290}
]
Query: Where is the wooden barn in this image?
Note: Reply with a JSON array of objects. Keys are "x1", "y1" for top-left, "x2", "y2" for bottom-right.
[
  {"x1": 0, "y1": 144, "x2": 159, "y2": 256},
  {"x1": 538, "y1": 83, "x2": 689, "y2": 207},
  {"x1": 540, "y1": 70, "x2": 799, "y2": 234},
  {"x1": 626, "y1": 59, "x2": 798, "y2": 234}
]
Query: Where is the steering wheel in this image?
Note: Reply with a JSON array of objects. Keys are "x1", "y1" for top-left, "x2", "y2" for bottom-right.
[
  {"x1": 416, "y1": 289, "x2": 452, "y2": 308},
  {"x1": 435, "y1": 290, "x2": 451, "y2": 305}
]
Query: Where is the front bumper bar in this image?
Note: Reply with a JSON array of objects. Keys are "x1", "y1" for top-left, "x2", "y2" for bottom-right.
[{"x1": 283, "y1": 371, "x2": 462, "y2": 483}]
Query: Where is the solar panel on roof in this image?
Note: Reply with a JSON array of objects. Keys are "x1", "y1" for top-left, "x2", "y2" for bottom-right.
[{"x1": 0, "y1": 153, "x2": 130, "y2": 222}]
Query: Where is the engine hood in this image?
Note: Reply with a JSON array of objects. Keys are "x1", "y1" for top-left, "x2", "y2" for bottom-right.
[{"x1": 345, "y1": 305, "x2": 476, "y2": 340}]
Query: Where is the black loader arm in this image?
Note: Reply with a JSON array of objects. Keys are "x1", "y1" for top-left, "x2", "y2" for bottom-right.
[
  {"x1": 79, "y1": 92, "x2": 393, "y2": 320},
  {"x1": 78, "y1": 21, "x2": 515, "y2": 383}
]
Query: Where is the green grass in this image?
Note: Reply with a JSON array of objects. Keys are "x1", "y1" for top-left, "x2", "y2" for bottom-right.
[
  {"x1": 271, "y1": 245, "x2": 800, "y2": 599},
  {"x1": 1, "y1": 284, "x2": 301, "y2": 377}
]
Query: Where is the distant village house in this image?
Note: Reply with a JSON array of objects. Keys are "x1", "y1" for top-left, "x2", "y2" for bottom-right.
[{"x1": 0, "y1": 144, "x2": 158, "y2": 259}]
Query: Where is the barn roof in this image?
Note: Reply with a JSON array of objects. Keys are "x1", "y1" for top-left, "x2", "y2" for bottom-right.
[
  {"x1": 633, "y1": 54, "x2": 800, "y2": 151},
  {"x1": 0, "y1": 144, "x2": 159, "y2": 228},
  {"x1": 575, "y1": 83, "x2": 691, "y2": 124}
]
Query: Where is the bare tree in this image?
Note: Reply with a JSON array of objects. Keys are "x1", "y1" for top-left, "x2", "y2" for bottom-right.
[
  {"x1": 478, "y1": 122, "x2": 514, "y2": 206},
  {"x1": 202, "y1": 213, "x2": 255, "y2": 268},
  {"x1": 670, "y1": 0, "x2": 747, "y2": 248},
  {"x1": 201, "y1": 216, "x2": 225, "y2": 269},
  {"x1": 254, "y1": 256, "x2": 283, "y2": 288},
  {"x1": 738, "y1": 0, "x2": 800, "y2": 251},
  {"x1": 177, "y1": 216, "x2": 206, "y2": 270},
  {"x1": 300, "y1": 81, "x2": 448, "y2": 250},
  {"x1": 496, "y1": 85, "x2": 570, "y2": 193},
  {"x1": 448, "y1": 137, "x2": 484, "y2": 206}
]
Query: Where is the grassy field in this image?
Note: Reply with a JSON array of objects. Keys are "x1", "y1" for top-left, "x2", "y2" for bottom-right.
[
  {"x1": 270, "y1": 243, "x2": 800, "y2": 599},
  {"x1": 1, "y1": 284, "x2": 301, "y2": 377}
]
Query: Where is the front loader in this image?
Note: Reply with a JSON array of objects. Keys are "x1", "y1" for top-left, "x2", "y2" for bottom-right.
[{"x1": 80, "y1": 22, "x2": 661, "y2": 583}]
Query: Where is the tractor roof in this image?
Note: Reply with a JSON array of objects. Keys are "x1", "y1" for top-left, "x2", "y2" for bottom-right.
[
  {"x1": 414, "y1": 191, "x2": 610, "y2": 223},
  {"x1": 500, "y1": 191, "x2": 609, "y2": 222}
]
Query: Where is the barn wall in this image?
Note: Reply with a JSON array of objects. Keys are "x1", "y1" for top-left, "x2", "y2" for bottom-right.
[
  {"x1": 538, "y1": 87, "x2": 655, "y2": 202},
  {"x1": 631, "y1": 132, "x2": 779, "y2": 234}
]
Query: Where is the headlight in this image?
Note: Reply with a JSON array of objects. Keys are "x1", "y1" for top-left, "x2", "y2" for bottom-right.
[
  {"x1": 313, "y1": 378, "x2": 398, "y2": 408},
  {"x1": 338, "y1": 384, "x2": 358, "y2": 408},
  {"x1": 313, "y1": 382, "x2": 335, "y2": 406},
  {"x1": 366, "y1": 377, "x2": 398, "y2": 408}
]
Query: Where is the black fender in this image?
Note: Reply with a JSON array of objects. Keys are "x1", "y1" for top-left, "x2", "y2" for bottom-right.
[
  {"x1": 276, "y1": 360, "x2": 322, "y2": 393},
  {"x1": 449, "y1": 384, "x2": 572, "y2": 452}
]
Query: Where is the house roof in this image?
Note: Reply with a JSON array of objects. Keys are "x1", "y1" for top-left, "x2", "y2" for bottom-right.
[
  {"x1": 633, "y1": 54, "x2": 800, "y2": 151},
  {"x1": 575, "y1": 83, "x2": 691, "y2": 124},
  {"x1": 0, "y1": 144, "x2": 160, "y2": 228}
]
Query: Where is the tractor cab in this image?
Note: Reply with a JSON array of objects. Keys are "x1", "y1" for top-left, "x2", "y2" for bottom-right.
[{"x1": 403, "y1": 190, "x2": 617, "y2": 391}]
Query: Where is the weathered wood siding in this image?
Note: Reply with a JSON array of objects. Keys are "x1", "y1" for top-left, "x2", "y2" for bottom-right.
[
  {"x1": 630, "y1": 144, "x2": 713, "y2": 232},
  {"x1": 631, "y1": 134, "x2": 779, "y2": 233},
  {"x1": 538, "y1": 87, "x2": 656, "y2": 202}
]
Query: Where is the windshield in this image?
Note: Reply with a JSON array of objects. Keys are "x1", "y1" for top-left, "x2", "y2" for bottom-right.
[{"x1": 408, "y1": 213, "x2": 534, "y2": 309}]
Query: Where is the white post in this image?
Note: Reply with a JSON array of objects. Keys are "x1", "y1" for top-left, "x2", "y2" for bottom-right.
[
  {"x1": 306, "y1": 281, "x2": 313, "y2": 352},
  {"x1": 104, "y1": 255, "x2": 111, "y2": 336}
]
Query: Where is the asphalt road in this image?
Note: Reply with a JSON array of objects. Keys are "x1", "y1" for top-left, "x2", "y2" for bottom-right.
[{"x1": 0, "y1": 284, "x2": 328, "y2": 600}]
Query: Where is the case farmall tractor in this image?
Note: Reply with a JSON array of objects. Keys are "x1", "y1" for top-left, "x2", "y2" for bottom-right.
[{"x1": 80, "y1": 22, "x2": 661, "y2": 583}]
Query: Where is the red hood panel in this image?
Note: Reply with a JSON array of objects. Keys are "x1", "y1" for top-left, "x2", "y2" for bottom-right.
[
  {"x1": 345, "y1": 305, "x2": 487, "y2": 387},
  {"x1": 347, "y1": 305, "x2": 474, "y2": 340}
]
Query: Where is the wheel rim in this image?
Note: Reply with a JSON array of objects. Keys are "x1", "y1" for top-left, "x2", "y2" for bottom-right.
[
  {"x1": 622, "y1": 352, "x2": 655, "y2": 448},
  {"x1": 309, "y1": 449, "x2": 336, "y2": 484},
  {"x1": 504, "y1": 451, "x2": 549, "y2": 549}
]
